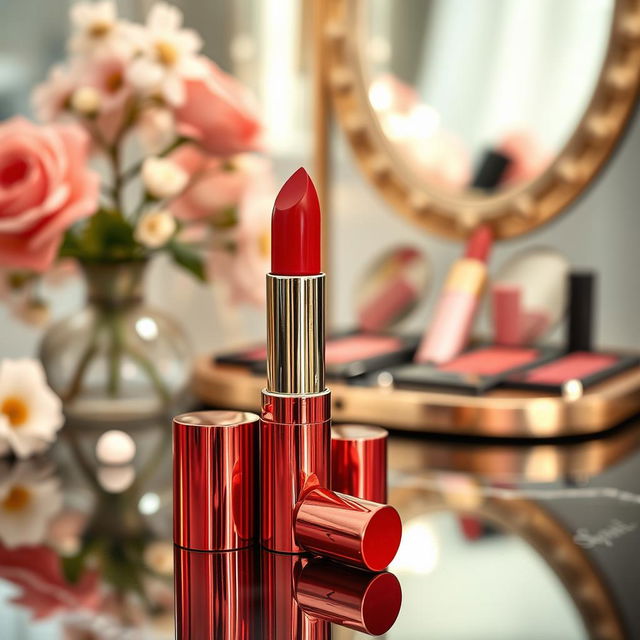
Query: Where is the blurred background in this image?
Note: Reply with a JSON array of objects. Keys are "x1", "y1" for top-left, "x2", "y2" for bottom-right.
[
  {"x1": 1, "y1": 2, "x2": 640, "y2": 638},
  {"x1": 0, "y1": 0, "x2": 638, "y2": 361}
]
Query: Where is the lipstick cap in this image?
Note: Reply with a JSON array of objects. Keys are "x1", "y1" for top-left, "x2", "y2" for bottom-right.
[
  {"x1": 173, "y1": 410, "x2": 258, "y2": 551},
  {"x1": 294, "y1": 487, "x2": 402, "y2": 572},
  {"x1": 331, "y1": 425, "x2": 388, "y2": 503},
  {"x1": 295, "y1": 558, "x2": 402, "y2": 635}
]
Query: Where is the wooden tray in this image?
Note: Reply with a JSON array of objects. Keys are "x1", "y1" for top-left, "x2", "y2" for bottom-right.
[{"x1": 192, "y1": 356, "x2": 640, "y2": 438}]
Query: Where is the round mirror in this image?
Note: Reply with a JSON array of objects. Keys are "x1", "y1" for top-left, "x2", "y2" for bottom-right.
[
  {"x1": 355, "y1": 246, "x2": 432, "y2": 331},
  {"x1": 323, "y1": 0, "x2": 640, "y2": 238},
  {"x1": 365, "y1": 0, "x2": 613, "y2": 195}
]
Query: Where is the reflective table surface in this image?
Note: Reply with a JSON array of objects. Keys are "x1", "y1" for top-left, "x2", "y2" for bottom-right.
[{"x1": 2, "y1": 414, "x2": 640, "y2": 639}]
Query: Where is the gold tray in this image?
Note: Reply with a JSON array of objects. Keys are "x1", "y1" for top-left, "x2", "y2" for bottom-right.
[{"x1": 193, "y1": 356, "x2": 640, "y2": 438}]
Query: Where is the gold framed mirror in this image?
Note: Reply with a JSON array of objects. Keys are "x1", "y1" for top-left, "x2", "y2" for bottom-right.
[{"x1": 320, "y1": 0, "x2": 640, "y2": 240}]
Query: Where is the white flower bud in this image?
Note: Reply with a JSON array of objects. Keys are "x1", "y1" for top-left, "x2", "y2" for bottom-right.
[
  {"x1": 70, "y1": 86, "x2": 101, "y2": 116},
  {"x1": 142, "y1": 157, "x2": 189, "y2": 200},
  {"x1": 134, "y1": 209, "x2": 177, "y2": 248}
]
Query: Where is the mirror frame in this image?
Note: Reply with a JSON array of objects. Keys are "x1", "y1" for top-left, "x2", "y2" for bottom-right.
[{"x1": 321, "y1": 0, "x2": 640, "y2": 240}]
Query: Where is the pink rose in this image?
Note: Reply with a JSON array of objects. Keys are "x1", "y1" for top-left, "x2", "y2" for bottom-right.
[
  {"x1": 170, "y1": 146, "x2": 253, "y2": 221},
  {"x1": 0, "y1": 117, "x2": 99, "y2": 272},
  {"x1": 206, "y1": 156, "x2": 273, "y2": 306},
  {"x1": 174, "y1": 59, "x2": 263, "y2": 156}
]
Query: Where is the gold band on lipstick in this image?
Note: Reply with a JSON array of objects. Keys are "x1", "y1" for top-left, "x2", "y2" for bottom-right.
[{"x1": 266, "y1": 274, "x2": 325, "y2": 395}]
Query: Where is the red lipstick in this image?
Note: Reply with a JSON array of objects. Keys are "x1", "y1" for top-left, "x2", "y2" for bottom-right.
[
  {"x1": 271, "y1": 167, "x2": 321, "y2": 275},
  {"x1": 261, "y1": 169, "x2": 402, "y2": 569}
]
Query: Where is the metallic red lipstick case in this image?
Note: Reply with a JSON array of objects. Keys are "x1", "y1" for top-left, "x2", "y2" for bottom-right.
[
  {"x1": 260, "y1": 272, "x2": 401, "y2": 570},
  {"x1": 295, "y1": 487, "x2": 402, "y2": 572},
  {"x1": 331, "y1": 424, "x2": 389, "y2": 503},
  {"x1": 261, "y1": 169, "x2": 402, "y2": 570},
  {"x1": 261, "y1": 274, "x2": 330, "y2": 554},
  {"x1": 173, "y1": 410, "x2": 259, "y2": 551}
]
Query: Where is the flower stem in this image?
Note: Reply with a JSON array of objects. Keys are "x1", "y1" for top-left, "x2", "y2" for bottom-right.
[
  {"x1": 120, "y1": 136, "x2": 190, "y2": 186},
  {"x1": 61, "y1": 316, "x2": 103, "y2": 403},
  {"x1": 106, "y1": 311, "x2": 125, "y2": 397},
  {"x1": 124, "y1": 343, "x2": 172, "y2": 405}
]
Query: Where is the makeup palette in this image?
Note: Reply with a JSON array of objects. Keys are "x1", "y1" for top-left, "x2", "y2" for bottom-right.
[
  {"x1": 383, "y1": 345, "x2": 558, "y2": 394},
  {"x1": 215, "y1": 331, "x2": 420, "y2": 380},
  {"x1": 197, "y1": 232, "x2": 640, "y2": 436},
  {"x1": 506, "y1": 351, "x2": 639, "y2": 393}
]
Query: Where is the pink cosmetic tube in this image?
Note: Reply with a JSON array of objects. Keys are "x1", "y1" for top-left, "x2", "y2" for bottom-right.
[{"x1": 415, "y1": 226, "x2": 493, "y2": 364}]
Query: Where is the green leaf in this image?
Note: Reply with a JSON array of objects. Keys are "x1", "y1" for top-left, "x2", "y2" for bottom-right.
[
  {"x1": 169, "y1": 242, "x2": 207, "y2": 282},
  {"x1": 211, "y1": 206, "x2": 238, "y2": 230},
  {"x1": 79, "y1": 209, "x2": 143, "y2": 261},
  {"x1": 59, "y1": 228, "x2": 83, "y2": 258}
]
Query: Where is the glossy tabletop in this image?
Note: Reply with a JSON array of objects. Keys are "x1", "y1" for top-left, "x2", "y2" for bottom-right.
[{"x1": 2, "y1": 414, "x2": 640, "y2": 639}]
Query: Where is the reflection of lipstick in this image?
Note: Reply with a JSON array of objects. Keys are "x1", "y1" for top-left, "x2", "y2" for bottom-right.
[
  {"x1": 415, "y1": 225, "x2": 493, "y2": 364},
  {"x1": 262, "y1": 552, "x2": 330, "y2": 640},
  {"x1": 295, "y1": 558, "x2": 402, "y2": 636},
  {"x1": 174, "y1": 546, "x2": 259, "y2": 640}
]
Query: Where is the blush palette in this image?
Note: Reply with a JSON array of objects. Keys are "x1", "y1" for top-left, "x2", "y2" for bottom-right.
[
  {"x1": 506, "y1": 351, "x2": 640, "y2": 392},
  {"x1": 382, "y1": 346, "x2": 559, "y2": 394},
  {"x1": 215, "y1": 331, "x2": 419, "y2": 380}
]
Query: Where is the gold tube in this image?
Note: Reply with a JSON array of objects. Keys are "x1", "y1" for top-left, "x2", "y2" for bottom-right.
[{"x1": 266, "y1": 274, "x2": 325, "y2": 395}]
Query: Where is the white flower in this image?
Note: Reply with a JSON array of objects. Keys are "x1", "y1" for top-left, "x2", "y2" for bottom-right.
[
  {"x1": 137, "y1": 106, "x2": 176, "y2": 153},
  {"x1": 127, "y1": 2, "x2": 207, "y2": 105},
  {"x1": 14, "y1": 299, "x2": 51, "y2": 327},
  {"x1": 142, "y1": 156, "x2": 189, "y2": 199},
  {"x1": 134, "y1": 209, "x2": 177, "y2": 248},
  {"x1": 0, "y1": 360, "x2": 63, "y2": 459},
  {"x1": 0, "y1": 459, "x2": 63, "y2": 548},
  {"x1": 31, "y1": 64, "x2": 79, "y2": 122},
  {"x1": 70, "y1": 86, "x2": 102, "y2": 116},
  {"x1": 68, "y1": 1, "x2": 134, "y2": 59}
]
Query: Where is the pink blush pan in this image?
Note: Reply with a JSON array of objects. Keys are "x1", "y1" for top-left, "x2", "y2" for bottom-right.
[
  {"x1": 326, "y1": 335, "x2": 404, "y2": 364},
  {"x1": 524, "y1": 352, "x2": 618, "y2": 384},
  {"x1": 440, "y1": 347, "x2": 540, "y2": 376},
  {"x1": 506, "y1": 351, "x2": 639, "y2": 392}
]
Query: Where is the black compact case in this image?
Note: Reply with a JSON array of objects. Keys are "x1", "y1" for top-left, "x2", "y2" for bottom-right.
[{"x1": 370, "y1": 346, "x2": 561, "y2": 395}]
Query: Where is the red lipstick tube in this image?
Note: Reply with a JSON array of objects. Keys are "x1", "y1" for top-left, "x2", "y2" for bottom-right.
[
  {"x1": 295, "y1": 487, "x2": 402, "y2": 572},
  {"x1": 331, "y1": 425, "x2": 388, "y2": 503},
  {"x1": 261, "y1": 273, "x2": 331, "y2": 553},
  {"x1": 174, "y1": 410, "x2": 258, "y2": 551},
  {"x1": 262, "y1": 169, "x2": 402, "y2": 569}
]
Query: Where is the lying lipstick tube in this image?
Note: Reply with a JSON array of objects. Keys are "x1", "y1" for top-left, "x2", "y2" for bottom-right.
[{"x1": 295, "y1": 487, "x2": 402, "y2": 572}]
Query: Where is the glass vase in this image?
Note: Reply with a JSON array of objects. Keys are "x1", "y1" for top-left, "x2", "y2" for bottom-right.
[{"x1": 40, "y1": 261, "x2": 191, "y2": 423}]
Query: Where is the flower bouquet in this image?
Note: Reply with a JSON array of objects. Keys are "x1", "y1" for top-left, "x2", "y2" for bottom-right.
[{"x1": 0, "y1": 1, "x2": 271, "y2": 421}]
